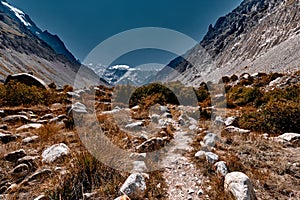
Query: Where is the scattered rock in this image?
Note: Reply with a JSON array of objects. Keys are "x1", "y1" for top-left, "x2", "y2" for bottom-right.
[
  {"x1": 224, "y1": 117, "x2": 237, "y2": 126},
  {"x1": 17, "y1": 156, "x2": 38, "y2": 169},
  {"x1": 33, "y1": 195, "x2": 48, "y2": 200},
  {"x1": 6, "y1": 183, "x2": 18, "y2": 193},
  {"x1": 162, "y1": 112, "x2": 172, "y2": 118},
  {"x1": 0, "y1": 124, "x2": 8, "y2": 130},
  {"x1": 276, "y1": 133, "x2": 300, "y2": 142},
  {"x1": 197, "y1": 189, "x2": 204, "y2": 196},
  {"x1": 4, "y1": 149, "x2": 26, "y2": 162},
  {"x1": 150, "y1": 114, "x2": 160, "y2": 124},
  {"x1": 42, "y1": 143, "x2": 70, "y2": 163},
  {"x1": 225, "y1": 126, "x2": 250, "y2": 134},
  {"x1": 224, "y1": 172, "x2": 257, "y2": 200},
  {"x1": 2, "y1": 115, "x2": 29, "y2": 123},
  {"x1": 0, "y1": 132, "x2": 17, "y2": 144},
  {"x1": 160, "y1": 106, "x2": 170, "y2": 113},
  {"x1": 125, "y1": 122, "x2": 144, "y2": 131},
  {"x1": 66, "y1": 91, "x2": 80, "y2": 99},
  {"x1": 205, "y1": 152, "x2": 219, "y2": 164},
  {"x1": 26, "y1": 168, "x2": 52, "y2": 182},
  {"x1": 120, "y1": 173, "x2": 146, "y2": 199},
  {"x1": 16, "y1": 123, "x2": 43, "y2": 132},
  {"x1": 131, "y1": 105, "x2": 140, "y2": 111},
  {"x1": 189, "y1": 124, "x2": 198, "y2": 131},
  {"x1": 22, "y1": 135, "x2": 39, "y2": 144},
  {"x1": 67, "y1": 102, "x2": 88, "y2": 115},
  {"x1": 40, "y1": 113, "x2": 54, "y2": 120},
  {"x1": 49, "y1": 114, "x2": 67, "y2": 123},
  {"x1": 114, "y1": 195, "x2": 130, "y2": 200},
  {"x1": 0, "y1": 110, "x2": 5, "y2": 118},
  {"x1": 214, "y1": 116, "x2": 224, "y2": 126},
  {"x1": 195, "y1": 151, "x2": 206, "y2": 160},
  {"x1": 214, "y1": 161, "x2": 228, "y2": 176},
  {"x1": 10, "y1": 163, "x2": 29, "y2": 174},
  {"x1": 136, "y1": 137, "x2": 164, "y2": 153},
  {"x1": 83, "y1": 192, "x2": 97, "y2": 199},
  {"x1": 203, "y1": 133, "x2": 221, "y2": 148},
  {"x1": 188, "y1": 188, "x2": 195, "y2": 194}
]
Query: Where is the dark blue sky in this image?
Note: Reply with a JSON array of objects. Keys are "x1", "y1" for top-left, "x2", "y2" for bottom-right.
[{"x1": 7, "y1": 0, "x2": 242, "y2": 64}]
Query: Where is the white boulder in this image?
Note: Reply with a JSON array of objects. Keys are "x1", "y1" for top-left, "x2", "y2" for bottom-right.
[
  {"x1": 42, "y1": 143, "x2": 70, "y2": 163},
  {"x1": 224, "y1": 172, "x2": 257, "y2": 200},
  {"x1": 120, "y1": 173, "x2": 146, "y2": 199}
]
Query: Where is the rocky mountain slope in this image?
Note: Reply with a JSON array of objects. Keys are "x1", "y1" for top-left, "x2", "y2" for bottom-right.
[
  {"x1": 0, "y1": 0, "x2": 100, "y2": 87},
  {"x1": 156, "y1": 0, "x2": 300, "y2": 85}
]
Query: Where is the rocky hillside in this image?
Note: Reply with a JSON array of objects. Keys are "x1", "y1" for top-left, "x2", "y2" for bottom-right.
[
  {"x1": 0, "y1": 0, "x2": 100, "y2": 87},
  {"x1": 157, "y1": 0, "x2": 300, "y2": 85}
]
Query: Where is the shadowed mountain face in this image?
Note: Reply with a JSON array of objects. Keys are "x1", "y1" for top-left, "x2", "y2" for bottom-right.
[
  {"x1": 156, "y1": 0, "x2": 300, "y2": 85},
  {"x1": 0, "y1": 0, "x2": 100, "y2": 87}
]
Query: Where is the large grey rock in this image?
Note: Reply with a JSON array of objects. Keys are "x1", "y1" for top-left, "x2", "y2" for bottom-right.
[
  {"x1": 120, "y1": 173, "x2": 146, "y2": 199},
  {"x1": 42, "y1": 143, "x2": 70, "y2": 163},
  {"x1": 4, "y1": 73, "x2": 50, "y2": 90},
  {"x1": 224, "y1": 172, "x2": 257, "y2": 200}
]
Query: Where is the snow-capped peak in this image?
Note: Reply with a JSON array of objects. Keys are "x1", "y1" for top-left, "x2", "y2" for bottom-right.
[
  {"x1": 1, "y1": 1, "x2": 31, "y2": 26},
  {"x1": 110, "y1": 65, "x2": 136, "y2": 71}
]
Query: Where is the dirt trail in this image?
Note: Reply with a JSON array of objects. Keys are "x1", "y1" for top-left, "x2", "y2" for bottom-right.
[{"x1": 162, "y1": 129, "x2": 204, "y2": 199}]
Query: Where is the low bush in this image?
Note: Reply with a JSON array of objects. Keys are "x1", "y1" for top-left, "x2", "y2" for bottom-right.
[
  {"x1": 0, "y1": 81, "x2": 63, "y2": 107},
  {"x1": 227, "y1": 86, "x2": 263, "y2": 106},
  {"x1": 239, "y1": 100, "x2": 300, "y2": 134}
]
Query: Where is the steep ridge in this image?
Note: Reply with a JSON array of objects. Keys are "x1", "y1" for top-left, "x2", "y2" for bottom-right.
[
  {"x1": 0, "y1": 1, "x2": 100, "y2": 87},
  {"x1": 157, "y1": 0, "x2": 300, "y2": 85}
]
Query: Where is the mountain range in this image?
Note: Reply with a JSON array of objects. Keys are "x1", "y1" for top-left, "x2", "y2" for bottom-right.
[
  {"x1": 0, "y1": 0, "x2": 299, "y2": 88},
  {"x1": 0, "y1": 0, "x2": 100, "y2": 87},
  {"x1": 155, "y1": 0, "x2": 300, "y2": 85}
]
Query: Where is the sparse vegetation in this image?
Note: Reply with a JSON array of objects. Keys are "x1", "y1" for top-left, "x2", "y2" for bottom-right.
[{"x1": 0, "y1": 81, "x2": 64, "y2": 107}]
